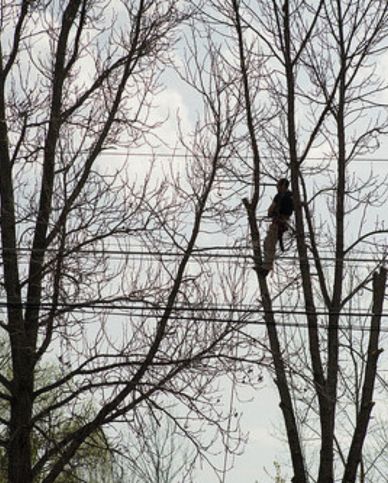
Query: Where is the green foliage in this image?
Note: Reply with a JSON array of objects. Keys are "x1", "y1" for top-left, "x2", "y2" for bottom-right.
[
  {"x1": 0, "y1": 359, "x2": 115, "y2": 482},
  {"x1": 273, "y1": 461, "x2": 286, "y2": 483}
]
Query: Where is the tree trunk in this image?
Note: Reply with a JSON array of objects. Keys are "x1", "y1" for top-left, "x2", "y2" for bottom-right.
[{"x1": 8, "y1": 354, "x2": 34, "y2": 483}]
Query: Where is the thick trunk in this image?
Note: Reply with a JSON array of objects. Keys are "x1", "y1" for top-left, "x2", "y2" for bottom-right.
[
  {"x1": 236, "y1": 0, "x2": 307, "y2": 475},
  {"x1": 342, "y1": 268, "x2": 387, "y2": 482},
  {"x1": 282, "y1": 2, "x2": 331, "y2": 479},
  {"x1": 319, "y1": 3, "x2": 346, "y2": 479},
  {"x1": 0, "y1": 40, "x2": 33, "y2": 483},
  {"x1": 244, "y1": 200, "x2": 307, "y2": 482},
  {"x1": 8, "y1": 357, "x2": 34, "y2": 483}
]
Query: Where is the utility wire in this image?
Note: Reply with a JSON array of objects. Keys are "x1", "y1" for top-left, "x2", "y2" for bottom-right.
[
  {"x1": 1, "y1": 306, "x2": 385, "y2": 334},
  {"x1": 95, "y1": 151, "x2": 388, "y2": 163},
  {"x1": 1, "y1": 246, "x2": 387, "y2": 264},
  {"x1": 0, "y1": 301, "x2": 387, "y2": 319}
]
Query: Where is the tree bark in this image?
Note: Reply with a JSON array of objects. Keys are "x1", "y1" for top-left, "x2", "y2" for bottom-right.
[{"x1": 342, "y1": 268, "x2": 387, "y2": 482}]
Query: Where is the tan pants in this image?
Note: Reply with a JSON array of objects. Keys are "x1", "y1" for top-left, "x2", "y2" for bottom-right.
[{"x1": 262, "y1": 218, "x2": 288, "y2": 271}]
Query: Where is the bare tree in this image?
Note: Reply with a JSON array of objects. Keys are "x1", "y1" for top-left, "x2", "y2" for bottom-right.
[
  {"x1": 0, "y1": 2, "x2": 266, "y2": 482},
  {"x1": 114, "y1": 415, "x2": 196, "y2": 483},
  {"x1": 199, "y1": 1, "x2": 388, "y2": 481}
]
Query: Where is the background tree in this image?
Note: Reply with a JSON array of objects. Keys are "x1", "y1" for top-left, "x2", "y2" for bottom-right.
[{"x1": 115, "y1": 415, "x2": 196, "y2": 483}]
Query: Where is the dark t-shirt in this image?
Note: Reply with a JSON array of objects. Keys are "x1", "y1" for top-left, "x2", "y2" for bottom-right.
[{"x1": 273, "y1": 191, "x2": 293, "y2": 217}]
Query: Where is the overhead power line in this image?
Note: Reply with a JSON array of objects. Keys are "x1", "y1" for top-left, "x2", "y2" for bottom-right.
[
  {"x1": 96, "y1": 151, "x2": 388, "y2": 163},
  {"x1": 2, "y1": 246, "x2": 387, "y2": 265},
  {"x1": 0, "y1": 301, "x2": 387, "y2": 320},
  {"x1": 0, "y1": 303, "x2": 386, "y2": 333},
  {"x1": 102, "y1": 312, "x2": 388, "y2": 333}
]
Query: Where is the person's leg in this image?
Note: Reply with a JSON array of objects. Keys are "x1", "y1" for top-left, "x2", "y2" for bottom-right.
[
  {"x1": 278, "y1": 218, "x2": 289, "y2": 252},
  {"x1": 262, "y1": 222, "x2": 278, "y2": 271}
]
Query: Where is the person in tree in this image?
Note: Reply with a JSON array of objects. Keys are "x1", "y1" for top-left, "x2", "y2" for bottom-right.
[{"x1": 258, "y1": 178, "x2": 294, "y2": 277}]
